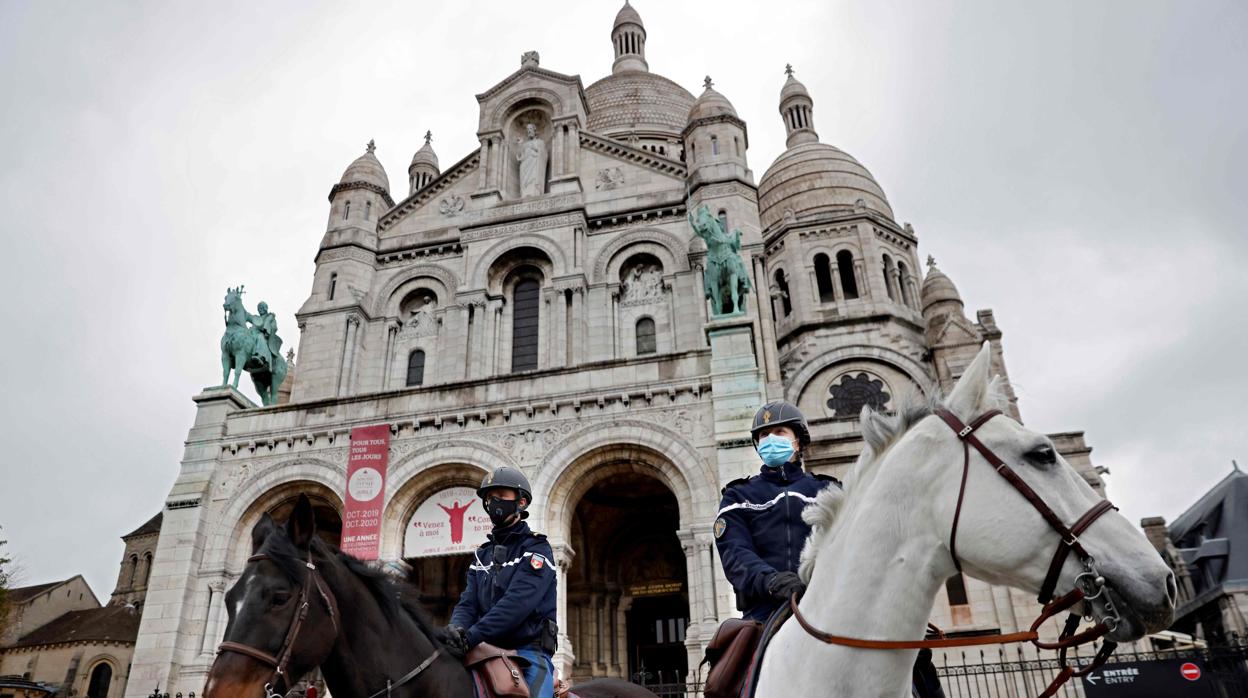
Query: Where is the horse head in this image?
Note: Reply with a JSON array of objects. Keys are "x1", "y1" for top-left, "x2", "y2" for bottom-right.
[
  {"x1": 205, "y1": 495, "x2": 338, "y2": 698},
  {"x1": 223, "y1": 285, "x2": 246, "y2": 313},
  {"x1": 891, "y1": 344, "x2": 1176, "y2": 641}
]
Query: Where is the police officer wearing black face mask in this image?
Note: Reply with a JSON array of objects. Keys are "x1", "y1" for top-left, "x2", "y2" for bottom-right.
[{"x1": 442, "y1": 466, "x2": 558, "y2": 698}]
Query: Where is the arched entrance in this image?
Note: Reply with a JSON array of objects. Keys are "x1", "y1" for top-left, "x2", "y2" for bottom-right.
[{"x1": 566, "y1": 471, "x2": 688, "y2": 685}]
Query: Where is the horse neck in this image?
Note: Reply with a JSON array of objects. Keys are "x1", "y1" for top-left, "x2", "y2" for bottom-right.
[
  {"x1": 317, "y1": 562, "x2": 470, "y2": 698},
  {"x1": 791, "y1": 461, "x2": 950, "y2": 695},
  {"x1": 225, "y1": 304, "x2": 247, "y2": 329}
]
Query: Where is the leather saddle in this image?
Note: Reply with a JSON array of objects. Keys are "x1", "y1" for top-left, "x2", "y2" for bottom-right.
[{"x1": 465, "y1": 643, "x2": 532, "y2": 698}]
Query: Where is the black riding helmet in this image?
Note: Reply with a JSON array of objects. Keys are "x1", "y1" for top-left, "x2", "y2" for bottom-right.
[
  {"x1": 750, "y1": 401, "x2": 811, "y2": 448},
  {"x1": 477, "y1": 465, "x2": 533, "y2": 517}
]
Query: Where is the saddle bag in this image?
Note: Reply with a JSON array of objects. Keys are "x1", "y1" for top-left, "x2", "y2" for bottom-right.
[
  {"x1": 464, "y1": 642, "x2": 531, "y2": 698},
  {"x1": 702, "y1": 618, "x2": 762, "y2": 698}
]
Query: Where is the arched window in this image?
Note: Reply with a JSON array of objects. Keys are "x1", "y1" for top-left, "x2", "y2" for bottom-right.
[
  {"x1": 328, "y1": 273, "x2": 338, "y2": 301},
  {"x1": 365, "y1": 201, "x2": 371, "y2": 219},
  {"x1": 343, "y1": 201, "x2": 350, "y2": 220},
  {"x1": 897, "y1": 261, "x2": 913, "y2": 307},
  {"x1": 141, "y1": 551, "x2": 153, "y2": 586},
  {"x1": 86, "y1": 663, "x2": 112, "y2": 698},
  {"x1": 127, "y1": 554, "x2": 139, "y2": 587},
  {"x1": 711, "y1": 135, "x2": 719, "y2": 156},
  {"x1": 406, "y1": 350, "x2": 426, "y2": 386},
  {"x1": 511, "y1": 279, "x2": 540, "y2": 372},
  {"x1": 836, "y1": 250, "x2": 859, "y2": 299},
  {"x1": 814, "y1": 253, "x2": 835, "y2": 303},
  {"x1": 774, "y1": 270, "x2": 792, "y2": 317},
  {"x1": 882, "y1": 254, "x2": 897, "y2": 301},
  {"x1": 636, "y1": 317, "x2": 656, "y2": 355}
]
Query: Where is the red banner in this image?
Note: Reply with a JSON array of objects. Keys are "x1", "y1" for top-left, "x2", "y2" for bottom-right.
[{"x1": 341, "y1": 424, "x2": 390, "y2": 560}]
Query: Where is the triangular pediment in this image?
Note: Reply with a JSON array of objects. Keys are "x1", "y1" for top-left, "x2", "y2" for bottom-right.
[
  {"x1": 579, "y1": 130, "x2": 687, "y2": 184},
  {"x1": 931, "y1": 313, "x2": 982, "y2": 346},
  {"x1": 378, "y1": 149, "x2": 481, "y2": 234}
]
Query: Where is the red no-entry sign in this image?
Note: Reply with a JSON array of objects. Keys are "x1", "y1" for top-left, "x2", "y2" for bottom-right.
[{"x1": 1180, "y1": 662, "x2": 1202, "y2": 681}]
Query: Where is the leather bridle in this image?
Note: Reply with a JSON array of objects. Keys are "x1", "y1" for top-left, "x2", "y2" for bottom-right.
[
  {"x1": 217, "y1": 553, "x2": 341, "y2": 698},
  {"x1": 790, "y1": 408, "x2": 1123, "y2": 698},
  {"x1": 215, "y1": 552, "x2": 443, "y2": 698}
]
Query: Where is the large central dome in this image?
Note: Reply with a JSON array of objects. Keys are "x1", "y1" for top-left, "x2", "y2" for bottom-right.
[
  {"x1": 585, "y1": 70, "x2": 695, "y2": 137},
  {"x1": 758, "y1": 143, "x2": 894, "y2": 230}
]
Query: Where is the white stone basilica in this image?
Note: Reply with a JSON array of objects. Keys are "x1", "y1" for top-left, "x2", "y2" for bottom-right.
[{"x1": 127, "y1": 3, "x2": 1110, "y2": 694}]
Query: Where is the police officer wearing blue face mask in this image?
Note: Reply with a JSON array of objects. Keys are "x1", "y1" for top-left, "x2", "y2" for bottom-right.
[
  {"x1": 442, "y1": 466, "x2": 558, "y2": 698},
  {"x1": 714, "y1": 401, "x2": 839, "y2": 622}
]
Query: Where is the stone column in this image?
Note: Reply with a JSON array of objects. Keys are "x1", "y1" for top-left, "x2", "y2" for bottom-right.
[
  {"x1": 565, "y1": 124, "x2": 579, "y2": 173},
  {"x1": 477, "y1": 137, "x2": 492, "y2": 190},
  {"x1": 552, "y1": 544, "x2": 576, "y2": 679},
  {"x1": 551, "y1": 126, "x2": 565, "y2": 179},
  {"x1": 336, "y1": 314, "x2": 361, "y2": 396},
  {"x1": 694, "y1": 264, "x2": 710, "y2": 347},
  {"x1": 569, "y1": 287, "x2": 583, "y2": 365},
  {"x1": 491, "y1": 299, "x2": 507, "y2": 375},
  {"x1": 830, "y1": 261, "x2": 846, "y2": 301},
  {"x1": 751, "y1": 257, "x2": 782, "y2": 394},
  {"x1": 381, "y1": 321, "x2": 399, "y2": 389},
  {"x1": 199, "y1": 580, "x2": 226, "y2": 656}
]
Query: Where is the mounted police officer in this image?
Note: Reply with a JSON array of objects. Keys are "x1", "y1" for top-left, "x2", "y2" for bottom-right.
[
  {"x1": 714, "y1": 401, "x2": 837, "y2": 622},
  {"x1": 441, "y1": 466, "x2": 558, "y2": 698}
]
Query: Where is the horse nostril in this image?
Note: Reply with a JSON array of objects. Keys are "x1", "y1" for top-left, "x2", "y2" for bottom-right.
[{"x1": 1165, "y1": 572, "x2": 1178, "y2": 606}]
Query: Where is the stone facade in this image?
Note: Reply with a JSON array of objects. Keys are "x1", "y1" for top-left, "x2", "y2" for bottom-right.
[{"x1": 126, "y1": 3, "x2": 1113, "y2": 694}]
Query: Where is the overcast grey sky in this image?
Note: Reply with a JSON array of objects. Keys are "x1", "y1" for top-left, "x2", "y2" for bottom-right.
[{"x1": 1, "y1": 0, "x2": 1244, "y2": 599}]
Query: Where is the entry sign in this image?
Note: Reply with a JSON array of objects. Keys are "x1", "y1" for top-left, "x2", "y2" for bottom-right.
[
  {"x1": 341, "y1": 424, "x2": 390, "y2": 560},
  {"x1": 1081, "y1": 658, "x2": 1208, "y2": 696}
]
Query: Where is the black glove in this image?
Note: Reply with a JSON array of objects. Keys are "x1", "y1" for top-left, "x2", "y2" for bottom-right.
[
  {"x1": 766, "y1": 571, "x2": 806, "y2": 602},
  {"x1": 440, "y1": 625, "x2": 469, "y2": 659}
]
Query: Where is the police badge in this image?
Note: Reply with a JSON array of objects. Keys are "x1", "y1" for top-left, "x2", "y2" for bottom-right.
[
  {"x1": 530, "y1": 554, "x2": 546, "y2": 570},
  {"x1": 713, "y1": 517, "x2": 727, "y2": 539}
]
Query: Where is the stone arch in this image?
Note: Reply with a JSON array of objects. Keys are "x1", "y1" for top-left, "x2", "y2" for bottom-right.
[
  {"x1": 487, "y1": 89, "x2": 565, "y2": 129},
  {"x1": 469, "y1": 235, "x2": 567, "y2": 291},
  {"x1": 379, "y1": 439, "x2": 511, "y2": 557},
  {"x1": 530, "y1": 419, "x2": 716, "y2": 545},
  {"x1": 591, "y1": 228, "x2": 689, "y2": 282},
  {"x1": 374, "y1": 264, "x2": 461, "y2": 317},
  {"x1": 82, "y1": 655, "x2": 119, "y2": 698},
  {"x1": 381, "y1": 462, "x2": 489, "y2": 560},
  {"x1": 786, "y1": 344, "x2": 933, "y2": 407},
  {"x1": 209, "y1": 459, "x2": 345, "y2": 573}
]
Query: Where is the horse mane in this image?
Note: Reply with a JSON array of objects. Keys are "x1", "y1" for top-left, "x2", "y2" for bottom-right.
[
  {"x1": 797, "y1": 378, "x2": 1009, "y2": 582},
  {"x1": 260, "y1": 531, "x2": 444, "y2": 644}
]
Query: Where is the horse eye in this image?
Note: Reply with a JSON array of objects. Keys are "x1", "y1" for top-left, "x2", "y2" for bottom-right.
[
  {"x1": 271, "y1": 591, "x2": 292, "y2": 607},
  {"x1": 1026, "y1": 445, "x2": 1057, "y2": 466}
]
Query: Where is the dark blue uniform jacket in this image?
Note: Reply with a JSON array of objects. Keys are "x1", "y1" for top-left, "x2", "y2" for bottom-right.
[
  {"x1": 714, "y1": 460, "x2": 838, "y2": 621},
  {"x1": 450, "y1": 521, "x2": 557, "y2": 649}
]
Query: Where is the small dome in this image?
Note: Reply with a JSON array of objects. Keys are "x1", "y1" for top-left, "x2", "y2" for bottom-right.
[
  {"x1": 410, "y1": 131, "x2": 438, "y2": 170},
  {"x1": 758, "y1": 142, "x2": 894, "y2": 229},
  {"x1": 586, "y1": 71, "x2": 695, "y2": 136},
  {"x1": 921, "y1": 259, "x2": 964, "y2": 314},
  {"x1": 780, "y1": 65, "x2": 810, "y2": 103},
  {"x1": 614, "y1": 0, "x2": 644, "y2": 30},
  {"x1": 688, "y1": 78, "x2": 738, "y2": 122},
  {"x1": 340, "y1": 140, "x2": 390, "y2": 192}
]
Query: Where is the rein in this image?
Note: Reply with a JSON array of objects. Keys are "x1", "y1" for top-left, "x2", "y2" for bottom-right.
[
  {"x1": 216, "y1": 552, "x2": 442, "y2": 698},
  {"x1": 789, "y1": 408, "x2": 1122, "y2": 698}
]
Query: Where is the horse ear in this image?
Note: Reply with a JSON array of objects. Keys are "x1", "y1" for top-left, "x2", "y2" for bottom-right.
[
  {"x1": 286, "y1": 494, "x2": 317, "y2": 550},
  {"x1": 251, "y1": 513, "x2": 277, "y2": 553},
  {"x1": 945, "y1": 343, "x2": 994, "y2": 420}
]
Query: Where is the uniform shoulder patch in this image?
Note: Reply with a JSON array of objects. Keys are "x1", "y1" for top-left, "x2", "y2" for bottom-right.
[
  {"x1": 529, "y1": 553, "x2": 547, "y2": 571},
  {"x1": 719, "y1": 476, "x2": 751, "y2": 496},
  {"x1": 713, "y1": 517, "x2": 728, "y2": 539}
]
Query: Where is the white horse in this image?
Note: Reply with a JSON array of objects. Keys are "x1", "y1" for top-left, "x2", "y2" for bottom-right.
[{"x1": 755, "y1": 344, "x2": 1176, "y2": 697}]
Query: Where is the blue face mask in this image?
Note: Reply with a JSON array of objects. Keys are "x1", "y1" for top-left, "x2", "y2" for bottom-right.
[{"x1": 757, "y1": 434, "x2": 795, "y2": 468}]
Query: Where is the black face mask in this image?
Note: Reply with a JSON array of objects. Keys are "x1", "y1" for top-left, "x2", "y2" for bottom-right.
[{"x1": 485, "y1": 497, "x2": 520, "y2": 528}]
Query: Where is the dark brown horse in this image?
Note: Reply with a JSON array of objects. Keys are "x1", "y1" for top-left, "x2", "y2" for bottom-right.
[{"x1": 204, "y1": 494, "x2": 659, "y2": 698}]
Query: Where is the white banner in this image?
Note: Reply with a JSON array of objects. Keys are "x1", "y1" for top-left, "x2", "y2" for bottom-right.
[{"x1": 404, "y1": 487, "x2": 490, "y2": 558}]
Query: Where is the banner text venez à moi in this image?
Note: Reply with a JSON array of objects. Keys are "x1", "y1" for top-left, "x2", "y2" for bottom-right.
[{"x1": 341, "y1": 424, "x2": 390, "y2": 559}]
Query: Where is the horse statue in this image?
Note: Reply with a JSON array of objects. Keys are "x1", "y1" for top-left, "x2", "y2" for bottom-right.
[
  {"x1": 689, "y1": 205, "x2": 751, "y2": 316},
  {"x1": 221, "y1": 286, "x2": 288, "y2": 406},
  {"x1": 205, "y1": 494, "x2": 662, "y2": 698},
  {"x1": 751, "y1": 344, "x2": 1176, "y2": 697}
]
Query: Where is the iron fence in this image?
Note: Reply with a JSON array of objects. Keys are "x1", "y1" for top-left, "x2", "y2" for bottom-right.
[
  {"x1": 625, "y1": 640, "x2": 1248, "y2": 696},
  {"x1": 939, "y1": 639, "x2": 1248, "y2": 698}
]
